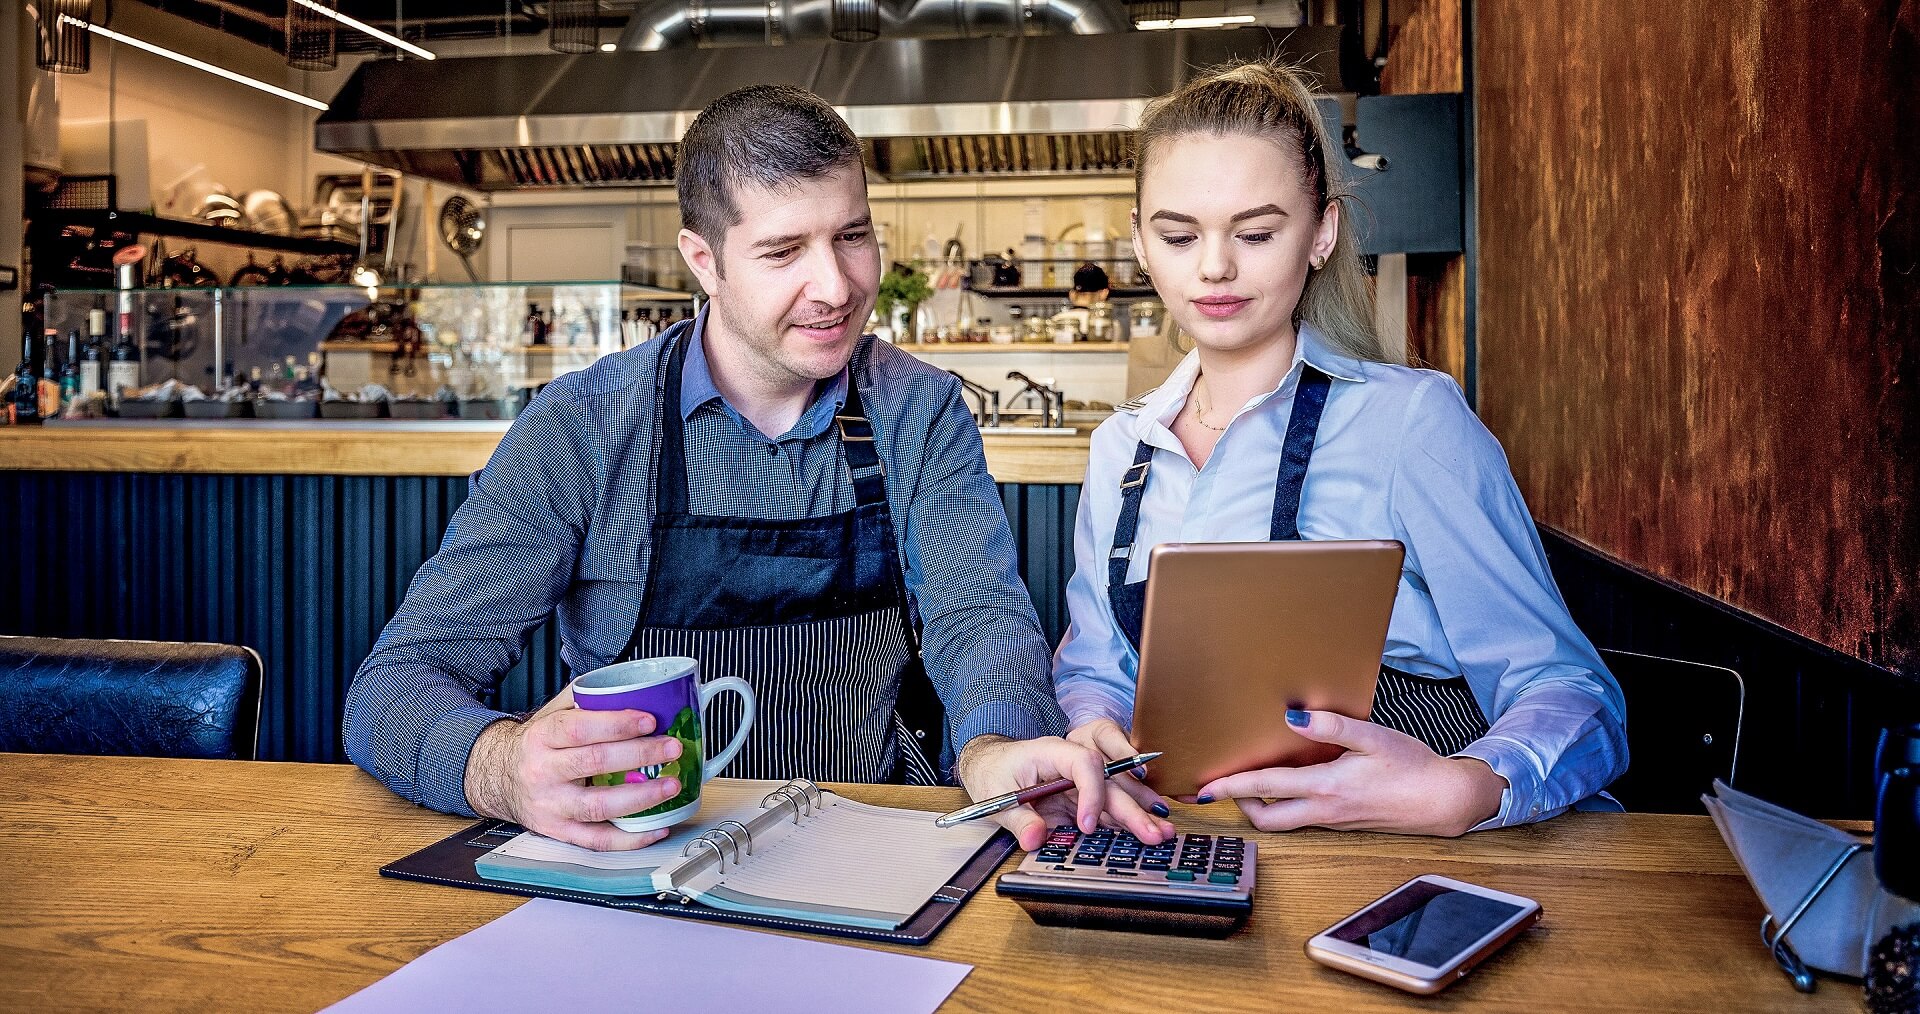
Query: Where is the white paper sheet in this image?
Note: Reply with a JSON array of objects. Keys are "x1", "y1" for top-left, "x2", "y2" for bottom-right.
[{"x1": 322, "y1": 898, "x2": 973, "y2": 1014}]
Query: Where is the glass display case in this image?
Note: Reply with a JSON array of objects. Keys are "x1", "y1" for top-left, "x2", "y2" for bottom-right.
[{"x1": 40, "y1": 282, "x2": 697, "y2": 421}]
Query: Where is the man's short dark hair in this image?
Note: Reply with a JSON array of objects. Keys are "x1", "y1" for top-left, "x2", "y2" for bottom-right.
[
  {"x1": 1072, "y1": 262, "x2": 1111, "y2": 294},
  {"x1": 677, "y1": 85, "x2": 864, "y2": 260}
]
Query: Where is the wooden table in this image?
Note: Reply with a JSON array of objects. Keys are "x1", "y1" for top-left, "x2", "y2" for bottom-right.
[{"x1": 0, "y1": 754, "x2": 1858, "y2": 1012}]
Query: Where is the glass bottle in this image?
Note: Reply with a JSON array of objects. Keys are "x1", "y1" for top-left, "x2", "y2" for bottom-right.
[
  {"x1": 107, "y1": 318, "x2": 141, "y2": 413},
  {"x1": 80, "y1": 309, "x2": 105, "y2": 400},
  {"x1": 10, "y1": 325, "x2": 42, "y2": 426},
  {"x1": 59, "y1": 330, "x2": 81, "y2": 406}
]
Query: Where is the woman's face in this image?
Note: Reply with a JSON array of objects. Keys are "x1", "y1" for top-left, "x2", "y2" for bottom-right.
[{"x1": 1132, "y1": 131, "x2": 1339, "y2": 356}]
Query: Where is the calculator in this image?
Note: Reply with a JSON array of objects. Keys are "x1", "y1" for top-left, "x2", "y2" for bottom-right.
[{"x1": 994, "y1": 826, "x2": 1256, "y2": 938}]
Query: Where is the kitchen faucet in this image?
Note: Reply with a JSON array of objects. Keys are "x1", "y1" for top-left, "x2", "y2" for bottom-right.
[
  {"x1": 945, "y1": 370, "x2": 1001, "y2": 429},
  {"x1": 1006, "y1": 371, "x2": 1062, "y2": 429}
]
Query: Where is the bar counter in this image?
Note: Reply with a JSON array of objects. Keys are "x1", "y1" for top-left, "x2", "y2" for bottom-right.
[
  {"x1": 0, "y1": 421, "x2": 1087, "y2": 764},
  {"x1": 0, "y1": 419, "x2": 1093, "y2": 484}
]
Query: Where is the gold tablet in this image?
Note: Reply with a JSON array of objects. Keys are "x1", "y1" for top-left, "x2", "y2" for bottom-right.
[{"x1": 1130, "y1": 540, "x2": 1404, "y2": 796}]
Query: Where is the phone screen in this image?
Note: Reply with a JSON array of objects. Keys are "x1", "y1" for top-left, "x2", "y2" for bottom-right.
[{"x1": 1330, "y1": 880, "x2": 1526, "y2": 969}]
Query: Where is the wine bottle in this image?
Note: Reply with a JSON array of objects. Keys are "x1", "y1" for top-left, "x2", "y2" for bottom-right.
[
  {"x1": 10, "y1": 326, "x2": 42, "y2": 426},
  {"x1": 107, "y1": 315, "x2": 141, "y2": 412},
  {"x1": 80, "y1": 306, "x2": 105, "y2": 399},
  {"x1": 60, "y1": 329, "x2": 81, "y2": 407}
]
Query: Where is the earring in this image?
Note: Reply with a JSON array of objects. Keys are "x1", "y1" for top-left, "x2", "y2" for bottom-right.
[{"x1": 1310, "y1": 256, "x2": 1325, "y2": 270}]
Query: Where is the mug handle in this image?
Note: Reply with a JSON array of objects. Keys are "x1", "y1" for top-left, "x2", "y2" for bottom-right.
[{"x1": 698, "y1": 676, "x2": 756, "y2": 782}]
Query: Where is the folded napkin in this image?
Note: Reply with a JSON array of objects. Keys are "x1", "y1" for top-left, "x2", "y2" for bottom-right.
[{"x1": 1704, "y1": 780, "x2": 1876, "y2": 976}]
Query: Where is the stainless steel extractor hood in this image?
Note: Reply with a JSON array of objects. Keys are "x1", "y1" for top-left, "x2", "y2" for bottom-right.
[{"x1": 314, "y1": 26, "x2": 1343, "y2": 191}]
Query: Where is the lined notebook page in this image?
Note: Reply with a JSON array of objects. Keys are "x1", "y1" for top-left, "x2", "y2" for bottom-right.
[
  {"x1": 695, "y1": 798, "x2": 996, "y2": 917},
  {"x1": 488, "y1": 779, "x2": 790, "y2": 871}
]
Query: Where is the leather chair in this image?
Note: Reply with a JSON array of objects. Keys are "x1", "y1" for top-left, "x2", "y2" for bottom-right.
[
  {"x1": 0, "y1": 635, "x2": 263, "y2": 760},
  {"x1": 1600, "y1": 648, "x2": 1745, "y2": 813}
]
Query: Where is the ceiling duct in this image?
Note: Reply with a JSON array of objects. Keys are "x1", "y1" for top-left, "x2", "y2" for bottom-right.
[
  {"x1": 315, "y1": 25, "x2": 1341, "y2": 190},
  {"x1": 617, "y1": 0, "x2": 1129, "y2": 50}
]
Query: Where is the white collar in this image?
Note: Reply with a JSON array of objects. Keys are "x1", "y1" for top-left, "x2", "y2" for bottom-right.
[{"x1": 1117, "y1": 323, "x2": 1368, "y2": 438}]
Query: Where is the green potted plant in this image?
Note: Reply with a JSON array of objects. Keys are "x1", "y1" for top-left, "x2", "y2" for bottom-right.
[{"x1": 875, "y1": 265, "x2": 934, "y2": 343}]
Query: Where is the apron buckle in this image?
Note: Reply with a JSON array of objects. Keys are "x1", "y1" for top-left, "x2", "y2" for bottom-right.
[
  {"x1": 835, "y1": 415, "x2": 876, "y2": 442},
  {"x1": 1121, "y1": 461, "x2": 1151, "y2": 489}
]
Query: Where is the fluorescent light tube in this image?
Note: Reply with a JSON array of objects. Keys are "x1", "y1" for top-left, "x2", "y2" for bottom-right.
[
  {"x1": 1134, "y1": 15, "x2": 1257, "y2": 29},
  {"x1": 289, "y1": 0, "x2": 437, "y2": 60},
  {"x1": 61, "y1": 15, "x2": 328, "y2": 110}
]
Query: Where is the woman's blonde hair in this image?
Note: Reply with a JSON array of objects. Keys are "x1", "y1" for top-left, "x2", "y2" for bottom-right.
[{"x1": 1134, "y1": 60, "x2": 1398, "y2": 366}]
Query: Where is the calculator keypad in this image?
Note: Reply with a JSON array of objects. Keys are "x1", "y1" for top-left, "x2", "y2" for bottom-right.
[{"x1": 1020, "y1": 826, "x2": 1254, "y2": 892}]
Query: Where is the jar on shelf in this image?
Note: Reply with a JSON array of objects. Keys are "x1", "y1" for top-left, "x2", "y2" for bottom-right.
[
  {"x1": 1128, "y1": 299, "x2": 1165, "y2": 342},
  {"x1": 1088, "y1": 301, "x2": 1117, "y2": 343}
]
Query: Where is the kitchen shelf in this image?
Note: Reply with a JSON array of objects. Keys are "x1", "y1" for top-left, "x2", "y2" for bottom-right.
[
  {"x1": 898, "y1": 342, "x2": 1129, "y2": 353},
  {"x1": 36, "y1": 210, "x2": 358, "y2": 258},
  {"x1": 968, "y1": 286, "x2": 1158, "y2": 300}
]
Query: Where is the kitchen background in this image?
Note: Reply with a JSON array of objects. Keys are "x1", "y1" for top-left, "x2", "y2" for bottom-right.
[{"x1": 1, "y1": 0, "x2": 1913, "y2": 818}]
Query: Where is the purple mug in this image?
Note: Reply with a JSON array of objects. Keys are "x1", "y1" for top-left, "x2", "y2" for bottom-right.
[{"x1": 571, "y1": 657, "x2": 755, "y2": 832}]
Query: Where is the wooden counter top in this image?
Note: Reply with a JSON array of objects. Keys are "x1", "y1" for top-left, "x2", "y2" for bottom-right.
[{"x1": 0, "y1": 420, "x2": 1091, "y2": 483}]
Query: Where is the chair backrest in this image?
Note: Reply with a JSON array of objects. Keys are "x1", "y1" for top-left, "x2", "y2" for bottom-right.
[
  {"x1": 0, "y1": 635, "x2": 262, "y2": 760},
  {"x1": 1601, "y1": 648, "x2": 1744, "y2": 813}
]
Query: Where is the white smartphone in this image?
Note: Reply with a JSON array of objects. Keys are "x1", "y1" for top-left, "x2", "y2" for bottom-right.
[{"x1": 1304, "y1": 874, "x2": 1541, "y2": 994}]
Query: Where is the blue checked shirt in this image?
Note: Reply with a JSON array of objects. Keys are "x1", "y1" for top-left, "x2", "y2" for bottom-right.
[{"x1": 345, "y1": 312, "x2": 1063, "y2": 815}]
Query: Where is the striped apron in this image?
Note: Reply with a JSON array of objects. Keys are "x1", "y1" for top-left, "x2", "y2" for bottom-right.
[
  {"x1": 622, "y1": 334, "x2": 942, "y2": 785},
  {"x1": 1107, "y1": 363, "x2": 1489, "y2": 757}
]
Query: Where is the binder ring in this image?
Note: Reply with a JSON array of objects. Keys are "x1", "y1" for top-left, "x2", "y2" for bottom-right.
[
  {"x1": 681, "y1": 835, "x2": 729, "y2": 869},
  {"x1": 708, "y1": 825, "x2": 746, "y2": 863},
  {"x1": 714, "y1": 819, "x2": 753, "y2": 855},
  {"x1": 763, "y1": 785, "x2": 809, "y2": 822},
  {"x1": 791, "y1": 779, "x2": 823, "y2": 808}
]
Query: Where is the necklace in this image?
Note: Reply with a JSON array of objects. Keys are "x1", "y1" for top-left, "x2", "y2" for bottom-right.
[{"x1": 1190, "y1": 381, "x2": 1229, "y2": 432}]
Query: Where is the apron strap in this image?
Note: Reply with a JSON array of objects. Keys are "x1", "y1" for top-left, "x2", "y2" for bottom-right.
[
  {"x1": 657, "y1": 329, "x2": 694, "y2": 516},
  {"x1": 1106, "y1": 440, "x2": 1156, "y2": 595},
  {"x1": 1271, "y1": 365, "x2": 1331, "y2": 541},
  {"x1": 834, "y1": 369, "x2": 888, "y2": 510}
]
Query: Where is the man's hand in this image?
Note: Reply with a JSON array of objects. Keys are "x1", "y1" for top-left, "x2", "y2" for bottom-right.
[
  {"x1": 1193, "y1": 710, "x2": 1507, "y2": 837},
  {"x1": 956, "y1": 734, "x2": 1175, "y2": 851},
  {"x1": 1066, "y1": 718, "x2": 1174, "y2": 830},
  {"x1": 465, "y1": 707, "x2": 687, "y2": 851}
]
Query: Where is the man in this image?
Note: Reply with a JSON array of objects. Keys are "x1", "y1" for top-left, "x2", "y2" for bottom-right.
[
  {"x1": 1069, "y1": 262, "x2": 1111, "y2": 309},
  {"x1": 344, "y1": 85, "x2": 1173, "y2": 853}
]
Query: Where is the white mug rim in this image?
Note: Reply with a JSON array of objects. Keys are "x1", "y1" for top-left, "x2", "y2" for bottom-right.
[{"x1": 572, "y1": 656, "x2": 700, "y2": 696}]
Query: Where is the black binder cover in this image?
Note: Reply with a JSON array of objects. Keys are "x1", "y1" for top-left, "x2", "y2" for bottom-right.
[{"x1": 380, "y1": 819, "x2": 1017, "y2": 946}]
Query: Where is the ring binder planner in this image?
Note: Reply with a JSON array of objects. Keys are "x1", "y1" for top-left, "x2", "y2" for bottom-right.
[{"x1": 381, "y1": 777, "x2": 1017, "y2": 945}]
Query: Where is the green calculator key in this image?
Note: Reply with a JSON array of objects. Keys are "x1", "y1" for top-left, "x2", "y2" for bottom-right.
[
  {"x1": 1165, "y1": 869, "x2": 1196, "y2": 882},
  {"x1": 1209, "y1": 871, "x2": 1240, "y2": 884}
]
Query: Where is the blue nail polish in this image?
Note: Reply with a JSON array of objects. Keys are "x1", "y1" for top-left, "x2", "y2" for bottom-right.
[
  {"x1": 1131, "y1": 765, "x2": 1149, "y2": 780},
  {"x1": 1150, "y1": 802, "x2": 1171, "y2": 818},
  {"x1": 1286, "y1": 709, "x2": 1310, "y2": 727},
  {"x1": 1195, "y1": 793, "x2": 1214, "y2": 805}
]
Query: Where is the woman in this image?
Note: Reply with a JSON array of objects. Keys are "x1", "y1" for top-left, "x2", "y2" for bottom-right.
[{"x1": 1054, "y1": 61, "x2": 1628, "y2": 836}]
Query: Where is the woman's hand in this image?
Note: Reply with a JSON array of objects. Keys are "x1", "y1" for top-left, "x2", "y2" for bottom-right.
[
  {"x1": 1194, "y1": 710, "x2": 1508, "y2": 837},
  {"x1": 1066, "y1": 719, "x2": 1176, "y2": 833}
]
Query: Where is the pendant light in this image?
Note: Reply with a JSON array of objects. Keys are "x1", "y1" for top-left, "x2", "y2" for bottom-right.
[
  {"x1": 35, "y1": 0, "x2": 96, "y2": 72},
  {"x1": 829, "y1": 0, "x2": 878, "y2": 42},
  {"x1": 546, "y1": 0, "x2": 597, "y2": 53},
  {"x1": 286, "y1": 0, "x2": 339, "y2": 70}
]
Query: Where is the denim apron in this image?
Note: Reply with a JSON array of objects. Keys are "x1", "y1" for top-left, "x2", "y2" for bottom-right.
[
  {"x1": 622, "y1": 333, "x2": 941, "y2": 784},
  {"x1": 1107, "y1": 364, "x2": 1490, "y2": 756}
]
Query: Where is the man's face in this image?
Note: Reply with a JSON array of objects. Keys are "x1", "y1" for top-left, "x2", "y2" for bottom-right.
[{"x1": 677, "y1": 165, "x2": 881, "y2": 392}]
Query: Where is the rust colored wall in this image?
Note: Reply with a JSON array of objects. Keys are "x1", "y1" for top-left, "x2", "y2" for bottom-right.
[
  {"x1": 1475, "y1": 1, "x2": 1920, "y2": 675},
  {"x1": 1380, "y1": 0, "x2": 1469, "y2": 384}
]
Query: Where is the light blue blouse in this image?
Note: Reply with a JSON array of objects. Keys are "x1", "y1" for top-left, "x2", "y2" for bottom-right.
[{"x1": 1052, "y1": 324, "x2": 1629, "y2": 828}]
